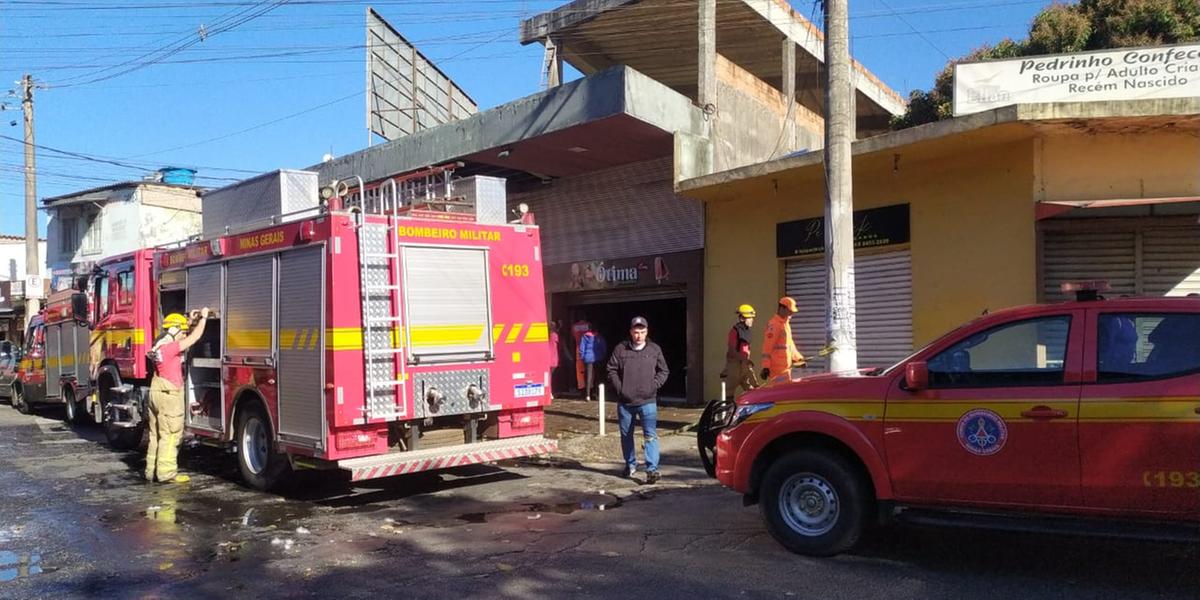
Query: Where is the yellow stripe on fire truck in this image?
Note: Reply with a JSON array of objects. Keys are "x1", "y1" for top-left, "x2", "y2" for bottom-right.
[
  {"x1": 411, "y1": 324, "x2": 486, "y2": 348},
  {"x1": 741, "y1": 398, "x2": 1200, "y2": 425},
  {"x1": 89, "y1": 328, "x2": 146, "y2": 347}
]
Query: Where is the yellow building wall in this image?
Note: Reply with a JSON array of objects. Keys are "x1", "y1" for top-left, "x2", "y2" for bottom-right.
[
  {"x1": 1037, "y1": 130, "x2": 1200, "y2": 202},
  {"x1": 702, "y1": 138, "x2": 1039, "y2": 400}
]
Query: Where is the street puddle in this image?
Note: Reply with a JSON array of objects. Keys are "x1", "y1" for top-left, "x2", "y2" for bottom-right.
[
  {"x1": 457, "y1": 493, "x2": 623, "y2": 523},
  {"x1": 0, "y1": 551, "x2": 43, "y2": 582}
]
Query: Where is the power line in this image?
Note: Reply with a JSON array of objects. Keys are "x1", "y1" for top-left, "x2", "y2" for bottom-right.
[
  {"x1": 126, "y1": 90, "x2": 363, "y2": 158},
  {"x1": 871, "y1": 0, "x2": 951, "y2": 60},
  {"x1": 45, "y1": 0, "x2": 296, "y2": 88}
]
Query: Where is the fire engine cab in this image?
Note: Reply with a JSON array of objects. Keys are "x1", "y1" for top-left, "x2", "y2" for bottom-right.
[{"x1": 700, "y1": 283, "x2": 1200, "y2": 555}]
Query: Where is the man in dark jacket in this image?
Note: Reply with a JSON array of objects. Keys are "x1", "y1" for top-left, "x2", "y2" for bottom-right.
[{"x1": 606, "y1": 316, "x2": 669, "y2": 483}]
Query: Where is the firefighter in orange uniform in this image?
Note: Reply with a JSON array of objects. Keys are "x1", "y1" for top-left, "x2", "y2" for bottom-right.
[{"x1": 760, "y1": 297, "x2": 805, "y2": 385}]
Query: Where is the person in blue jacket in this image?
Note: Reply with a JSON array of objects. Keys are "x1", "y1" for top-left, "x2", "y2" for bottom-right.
[{"x1": 579, "y1": 324, "x2": 608, "y2": 401}]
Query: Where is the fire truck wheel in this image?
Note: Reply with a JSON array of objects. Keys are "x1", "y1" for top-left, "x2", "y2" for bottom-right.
[
  {"x1": 104, "y1": 423, "x2": 144, "y2": 451},
  {"x1": 236, "y1": 405, "x2": 289, "y2": 491},
  {"x1": 759, "y1": 449, "x2": 868, "y2": 557},
  {"x1": 63, "y1": 388, "x2": 85, "y2": 425},
  {"x1": 12, "y1": 387, "x2": 30, "y2": 415}
]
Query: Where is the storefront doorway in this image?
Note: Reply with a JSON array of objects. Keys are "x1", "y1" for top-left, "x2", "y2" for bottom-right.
[{"x1": 566, "y1": 296, "x2": 688, "y2": 400}]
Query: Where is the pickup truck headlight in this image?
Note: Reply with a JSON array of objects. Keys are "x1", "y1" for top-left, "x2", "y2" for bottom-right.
[{"x1": 730, "y1": 402, "x2": 774, "y2": 427}]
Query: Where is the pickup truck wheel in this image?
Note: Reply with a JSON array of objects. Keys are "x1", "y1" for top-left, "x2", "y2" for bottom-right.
[
  {"x1": 759, "y1": 450, "x2": 868, "y2": 556},
  {"x1": 236, "y1": 405, "x2": 289, "y2": 491},
  {"x1": 12, "y1": 388, "x2": 30, "y2": 415}
]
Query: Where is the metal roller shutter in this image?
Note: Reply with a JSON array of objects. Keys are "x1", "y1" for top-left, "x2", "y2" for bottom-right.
[
  {"x1": 73, "y1": 322, "x2": 90, "y2": 380},
  {"x1": 187, "y1": 264, "x2": 223, "y2": 316},
  {"x1": 403, "y1": 246, "x2": 492, "y2": 360},
  {"x1": 277, "y1": 247, "x2": 324, "y2": 445},
  {"x1": 1041, "y1": 231, "x2": 1136, "y2": 300},
  {"x1": 511, "y1": 157, "x2": 703, "y2": 264},
  {"x1": 1041, "y1": 226, "x2": 1200, "y2": 299},
  {"x1": 46, "y1": 324, "x2": 62, "y2": 387},
  {"x1": 225, "y1": 255, "x2": 275, "y2": 357},
  {"x1": 785, "y1": 250, "x2": 913, "y2": 372},
  {"x1": 1142, "y1": 228, "x2": 1200, "y2": 296}
]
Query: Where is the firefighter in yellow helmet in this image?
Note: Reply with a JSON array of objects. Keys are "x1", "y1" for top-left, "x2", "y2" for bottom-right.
[
  {"x1": 145, "y1": 308, "x2": 210, "y2": 484},
  {"x1": 760, "y1": 297, "x2": 805, "y2": 385},
  {"x1": 720, "y1": 304, "x2": 760, "y2": 397}
]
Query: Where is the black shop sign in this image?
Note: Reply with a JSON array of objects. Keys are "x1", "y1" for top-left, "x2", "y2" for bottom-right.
[{"x1": 776, "y1": 203, "x2": 910, "y2": 258}]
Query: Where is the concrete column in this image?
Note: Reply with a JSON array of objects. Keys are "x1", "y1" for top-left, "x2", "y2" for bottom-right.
[
  {"x1": 782, "y1": 37, "x2": 796, "y2": 152},
  {"x1": 697, "y1": 0, "x2": 716, "y2": 108},
  {"x1": 544, "y1": 37, "x2": 563, "y2": 88}
]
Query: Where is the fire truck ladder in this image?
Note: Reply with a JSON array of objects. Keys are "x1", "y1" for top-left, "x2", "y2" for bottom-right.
[
  {"x1": 357, "y1": 177, "x2": 407, "y2": 421},
  {"x1": 354, "y1": 164, "x2": 461, "y2": 422}
]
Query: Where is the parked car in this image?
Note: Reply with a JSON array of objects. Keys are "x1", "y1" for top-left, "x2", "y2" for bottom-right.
[
  {"x1": 0, "y1": 341, "x2": 19, "y2": 402},
  {"x1": 700, "y1": 289, "x2": 1200, "y2": 556}
]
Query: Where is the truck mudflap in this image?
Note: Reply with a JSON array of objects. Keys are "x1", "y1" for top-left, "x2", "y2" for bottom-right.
[{"x1": 337, "y1": 435, "x2": 558, "y2": 482}]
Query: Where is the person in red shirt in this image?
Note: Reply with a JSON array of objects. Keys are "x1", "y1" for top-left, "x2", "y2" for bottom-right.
[
  {"x1": 721, "y1": 304, "x2": 760, "y2": 397},
  {"x1": 145, "y1": 307, "x2": 210, "y2": 484}
]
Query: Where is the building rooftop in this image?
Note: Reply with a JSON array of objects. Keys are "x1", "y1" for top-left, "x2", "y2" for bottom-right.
[
  {"x1": 520, "y1": 0, "x2": 905, "y2": 133},
  {"x1": 42, "y1": 180, "x2": 202, "y2": 207},
  {"x1": 678, "y1": 97, "x2": 1200, "y2": 199}
]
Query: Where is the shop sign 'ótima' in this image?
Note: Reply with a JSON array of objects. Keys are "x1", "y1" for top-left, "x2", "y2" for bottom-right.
[{"x1": 953, "y1": 42, "x2": 1200, "y2": 116}]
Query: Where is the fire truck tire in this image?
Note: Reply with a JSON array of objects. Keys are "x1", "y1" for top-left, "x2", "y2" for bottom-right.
[
  {"x1": 12, "y1": 387, "x2": 30, "y2": 415},
  {"x1": 759, "y1": 449, "x2": 868, "y2": 557},
  {"x1": 105, "y1": 423, "x2": 144, "y2": 451},
  {"x1": 63, "y1": 387, "x2": 86, "y2": 425},
  {"x1": 236, "y1": 404, "x2": 289, "y2": 491}
]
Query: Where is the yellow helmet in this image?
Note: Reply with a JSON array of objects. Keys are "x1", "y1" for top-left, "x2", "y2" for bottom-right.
[
  {"x1": 162, "y1": 313, "x2": 189, "y2": 332},
  {"x1": 736, "y1": 304, "x2": 756, "y2": 318}
]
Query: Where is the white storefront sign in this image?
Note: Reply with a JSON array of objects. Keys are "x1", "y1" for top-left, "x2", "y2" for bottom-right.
[{"x1": 953, "y1": 42, "x2": 1200, "y2": 116}]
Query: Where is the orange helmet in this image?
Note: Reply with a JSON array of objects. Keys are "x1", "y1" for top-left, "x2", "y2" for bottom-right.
[{"x1": 778, "y1": 297, "x2": 799, "y2": 313}]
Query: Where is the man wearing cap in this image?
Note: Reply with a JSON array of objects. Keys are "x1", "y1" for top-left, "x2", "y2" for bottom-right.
[
  {"x1": 606, "y1": 316, "x2": 669, "y2": 483},
  {"x1": 760, "y1": 297, "x2": 805, "y2": 385}
]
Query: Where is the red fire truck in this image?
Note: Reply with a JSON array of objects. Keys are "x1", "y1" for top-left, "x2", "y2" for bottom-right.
[
  {"x1": 22, "y1": 167, "x2": 557, "y2": 490},
  {"x1": 9, "y1": 290, "x2": 93, "y2": 425}
]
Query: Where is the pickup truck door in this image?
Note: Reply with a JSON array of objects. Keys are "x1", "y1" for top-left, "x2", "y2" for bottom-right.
[
  {"x1": 884, "y1": 311, "x2": 1084, "y2": 508},
  {"x1": 1081, "y1": 309, "x2": 1200, "y2": 517}
]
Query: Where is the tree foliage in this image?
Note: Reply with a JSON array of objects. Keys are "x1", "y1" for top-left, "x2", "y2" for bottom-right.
[{"x1": 890, "y1": 0, "x2": 1200, "y2": 129}]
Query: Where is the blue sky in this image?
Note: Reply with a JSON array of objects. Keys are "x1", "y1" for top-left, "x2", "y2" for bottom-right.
[{"x1": 0, "y1": 0, "x2": 1050, "y2": 236}]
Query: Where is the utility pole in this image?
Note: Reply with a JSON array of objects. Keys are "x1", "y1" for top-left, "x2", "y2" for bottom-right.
[
  {"x1": 22, "y1": 74, "x2": 40, "y2": 330},
  {"x1": 821, "y1": 0, "x2": 857, "y2": 372}
]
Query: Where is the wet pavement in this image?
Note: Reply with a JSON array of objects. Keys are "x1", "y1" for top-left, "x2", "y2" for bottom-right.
[{"x1": 1, "y1": 403, "x2": 1197, "y2": 599}]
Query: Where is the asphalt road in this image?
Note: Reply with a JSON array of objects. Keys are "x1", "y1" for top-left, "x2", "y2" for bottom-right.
[{"x1": 0, "y1": 403, "x2": 1196, "y2": 599}]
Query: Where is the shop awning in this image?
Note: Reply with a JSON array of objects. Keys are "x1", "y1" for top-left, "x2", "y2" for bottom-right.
[{"x1": 1036, "y1": 196, "x2": 1200, "y2": 220}]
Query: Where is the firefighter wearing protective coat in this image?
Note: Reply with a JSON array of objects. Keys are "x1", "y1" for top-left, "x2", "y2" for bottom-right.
[
  {"x1": 760, "y1": 297, "x2": 805, "y2": 385},
  {"x1": 145, "y1": 308, "x2": 210, "y2": 484},
  {"x1": 720, "y1": 304, "x2": 760, "y2": 397}
]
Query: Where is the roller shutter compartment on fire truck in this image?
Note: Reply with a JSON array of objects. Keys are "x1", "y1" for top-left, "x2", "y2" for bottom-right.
[
  {"x1": 275, "y1": 246, "x2": 325, "y2": 445},
  {"x1": 403, "y1": 246, "x2": 492, "y2": 364}
]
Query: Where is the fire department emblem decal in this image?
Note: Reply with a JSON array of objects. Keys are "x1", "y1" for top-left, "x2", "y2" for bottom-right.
[{"x1": 956, "y1": 409, "x2": 1007, "y2": 456}]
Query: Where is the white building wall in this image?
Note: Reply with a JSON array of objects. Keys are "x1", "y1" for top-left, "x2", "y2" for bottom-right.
[
  {"x1": 0, "y1": 240, "x2": 49, "y2": 282},
  {"x1": 137, "y1": 202, "x2": 202, "y2": 249},
  {"x1": 44, "y1": 184, "x2": 201, "y2": 275}
]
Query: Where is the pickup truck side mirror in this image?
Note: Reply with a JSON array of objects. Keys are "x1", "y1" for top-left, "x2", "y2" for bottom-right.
[
  {"x1": 905, "y1": 361, "x2": 929, "y2": 391},
  {"x1": 70, "y1": 292, "x2": 90, "y2": 327}
]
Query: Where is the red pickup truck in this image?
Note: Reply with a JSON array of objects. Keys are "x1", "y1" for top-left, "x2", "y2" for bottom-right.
[{"x1": 700, "y1": 293, "x2": 1200, "y2": 555}]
